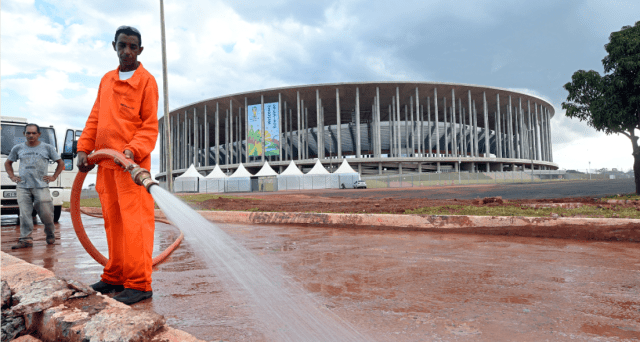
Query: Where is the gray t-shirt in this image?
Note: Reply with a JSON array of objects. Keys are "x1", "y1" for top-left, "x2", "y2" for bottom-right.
[{"x1": 7, "y1": 142, "x2": 61, "y2": 189}]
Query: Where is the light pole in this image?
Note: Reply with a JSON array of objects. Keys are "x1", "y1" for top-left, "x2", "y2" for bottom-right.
[
  {"x1": 159, "y1": 0, "x2": 173, "y2": 192},
  {"x1": 529, "y1": 129, "x2": 534, "y2": 183},
  {"x1": 589, "y1": 161, "x2": 591, "y2": 180}
]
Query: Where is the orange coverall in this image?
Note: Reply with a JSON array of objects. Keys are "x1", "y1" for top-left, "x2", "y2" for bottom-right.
[{"x1": 77, "y1": 63, "x2": 159, "y2": 292}]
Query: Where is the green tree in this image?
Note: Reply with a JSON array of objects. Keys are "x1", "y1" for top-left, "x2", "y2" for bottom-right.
[{"x1": 562, "y1": 21, "x2": 640, "y2": 194}]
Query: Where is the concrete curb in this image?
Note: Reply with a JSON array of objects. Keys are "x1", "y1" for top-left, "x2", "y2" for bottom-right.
[
  {"x1": 190, "y1": 210, "x2": 640, "y2": 242},
  {"x1": 0, "y1": 252, "x2": 205, "y2": 342}
]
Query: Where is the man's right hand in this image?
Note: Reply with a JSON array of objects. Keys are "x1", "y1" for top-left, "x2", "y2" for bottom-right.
[
  {"x1": 9, "y1": 175, "x2": 21, "y2": 183},
  {"x1": 77, "y1": 151, "x2": 95, "y2": 173}
]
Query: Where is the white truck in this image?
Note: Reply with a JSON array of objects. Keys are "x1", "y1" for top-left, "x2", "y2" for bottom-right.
[{"x1": 1, "y1": 116, "x2": 89, "y2": 223}]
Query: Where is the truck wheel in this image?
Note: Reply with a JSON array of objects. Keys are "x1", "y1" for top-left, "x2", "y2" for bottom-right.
[{"x1": 54, "y1": 206, "x2": 62, "y2": 223}]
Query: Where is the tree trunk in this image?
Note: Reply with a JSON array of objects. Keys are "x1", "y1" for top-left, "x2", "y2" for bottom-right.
[{"x1": 633, "y1": 136, "x2": 640, "y2": 195}]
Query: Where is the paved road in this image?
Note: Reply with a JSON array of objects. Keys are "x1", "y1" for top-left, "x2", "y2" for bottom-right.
[{"x1": 247, "y1": 178, "x2": 635, "y2": 200}]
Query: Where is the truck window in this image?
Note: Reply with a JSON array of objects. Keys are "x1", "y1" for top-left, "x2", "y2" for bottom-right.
[{"x1": 1, "y1": 125, "x2": 57, "y2": 155}]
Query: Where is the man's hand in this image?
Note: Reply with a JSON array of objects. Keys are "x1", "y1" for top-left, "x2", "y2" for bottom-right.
[
  {"x1": 9, "y1": 175, "x2": 21, "y2": 183},
  {"x1": 43, "y1": 175, "x2": 57, "y2": 183},
  {"x1": 114, "y1": 149, "x2": 134, "y2": 168},
  {"x1": 77, "y1": 151, "x2": 95, "y2": 173}
]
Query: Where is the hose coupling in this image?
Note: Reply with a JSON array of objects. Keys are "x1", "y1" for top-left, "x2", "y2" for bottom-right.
[{"x1": 129, "y1": 165, "x2": 159, "y2": 192}]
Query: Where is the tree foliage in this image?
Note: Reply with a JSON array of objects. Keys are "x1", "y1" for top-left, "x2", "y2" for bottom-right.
[{"x1": 562, "y1": 21, "x2": 640, "y2": 193}]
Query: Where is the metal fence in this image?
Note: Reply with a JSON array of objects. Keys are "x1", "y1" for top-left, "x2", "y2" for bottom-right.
[{"x1": 361, "y1": 171, "x2": 614, "y2": 189}]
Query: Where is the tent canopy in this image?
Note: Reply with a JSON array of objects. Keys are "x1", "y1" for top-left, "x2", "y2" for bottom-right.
[
  {"x1": 333, "y1": 159, "x2": 357, "y2": 174},
  {"x1": 254, "y1": 161, "x2": 278, "y2": 177},
  {"x1": 280, "y1": 160, "x2": 303, "y2": 176},
  {"x1": 205, "y1": 164, "x2": 227, "y2": 179},
  {"x1": 176, "y1": 164, "x2": 204, "y2": 179},
  {"x1": 229, "y1": 163, "x2": 253, "y2": 178},
  {"x1": 306, "y1": 159, "x2": 330, "y2": 175}
]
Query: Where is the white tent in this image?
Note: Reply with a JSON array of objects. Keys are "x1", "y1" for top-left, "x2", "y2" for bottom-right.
[
  {"x1": 254, "y1": 162, "x2": 278, "y2": 191},
  {"x1": 254, "y1": 161, "x2": 278, "y2": 177},
  {"x1": 304, "y1": 159, "x2": 331, "y2": 189},
  {"x1": 278, "y1": 160, "x2": 304, "y2": 190},
  {"x1": 199, "y1": 164, "x2": 227, "y2": 193},
  {"x1": 226, "y1": 163, "x2": 252, "y2": 192},
  {"x1": 174, "y1": 164, "x2": 204, "y2": 193},
  {"x1": 332, "y1": 159, "x2": 360, "y2": 189}
]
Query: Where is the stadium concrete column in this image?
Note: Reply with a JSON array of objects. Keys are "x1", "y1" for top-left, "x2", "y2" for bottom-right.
[
  {"x1": 391, "y1": 96, "x2": 396, "y2": 156},
  {"x1": 443, "y1": 98, "x2": 448, "y2": 157},
  {"x1": 193, "y1": 108, "x2": 198, "y2": 166},
  {"x1": 261, "y1": 95, "x2": 265, "y2": 162},
  {"x1": 416, "y1": 88, "x2": 421, "y2": 156},
  {"x1": 389, "y1": 103, "x2": 394, "y2": 157},
  {"x1": 451, "y1": 89, "x2": 457, "y2": 157},
  {"x1": 305, "y1": 106, "x2": 309, "y2": 159},
  {"x1": 420, "y1": 104, "x2": 425, "y2": 157},
  {"x1": 427, "y1": 97, "x2": 432, "y2": 157},
  {"x1": 473, "y1": 101, "x2": 479, "y2": 159},
  {"x1": 244, "y1": 98, "x2": 248, "y2": 162},
  {"x1": 527, "y1": 100, "x2": 532, "y2": 160},
  {"x1": 376, "y1": 87, "x2": 381, "y2": 157},
  {"x1": 410, "y1": 96, "x2": 415, "y2": 156},
  {"x1": 483, "y1": 92, "x2": 489, "y2": 160},
  {"x1": 496, "y1": 94, "x2": 501, "y2": 159},
  {"x1": 507, "y1": 96, "x2": 513, "y2": 158},
  {"x1": 183, "y1": 111, "x2": 187, "y2": 168},
  {"x1": 237, "y1": 108, "x2": 241, "y2": 162},
  {"x1": 225, "y1": 109, "x2": 229, "y2": 165},
  {"x1": 288, "y1": 107, "x2": 293, "y2": 160},
  {"x1": 467, "y1": 90, "x2": 474, "y2": 157},
  {"x1": 229, "y1": 101, "x2": 233, "y2": 164},
  {"x1": 215, "y1": 103, "x2": 220, "y2": 165},
  {"x1": 316, "y1": 89, "x2": 322, "y2": 159},
  {"x1": 396, "y1": 87, "x2": 401, "y2": 156},
  {"x1": 543, "y1": 106, "x2": 548, "y2": 162},
  {"x1": 518, "y1": 98, "x2": 523, "y2": 159},
  {"x1": 530, "y1": 102, "x2": 536, "y2": 161},
  {"x1": 204, "y1": 105, "x2": 209, "y2": 166},
  {"x1": 434, "y1": 88, "x2": 440, "y2": 157},
  {"x1": 539, "y1": 105, "x2": 545, "y2": 162},
  {"x1": 296, "y1": 91, "x2": 301, "y2": 160},
  {"x1": 404, "y1": 104, "x2": 409, "y2": 156},
  {"x1": 336, "y1": 88, "x2": 342, "y2": 158},
  {"x1": 283, "y1": 100, "x2": 288, "y2": 160},
  {"x1": 461, "y1": 105, "x2": 467, "y2": 157},
  {"x1": 546, "y1": 107, "x2": 552, "y2": 162},
  {"x1": 355, "y1": 87, "x2": 361, "y2": 158}
]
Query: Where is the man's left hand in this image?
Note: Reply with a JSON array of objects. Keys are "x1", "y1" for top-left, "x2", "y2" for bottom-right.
[
  {"x1": 43, "y1": 175, "x2": 57, "y2": 183},
  {"x1": 114, "y1": 149, "x2": 135, "y2": 168}
]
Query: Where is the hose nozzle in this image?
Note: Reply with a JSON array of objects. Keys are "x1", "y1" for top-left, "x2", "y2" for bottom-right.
[{"x1": 129, "y1": 165, "x2": 158, "y2": 192}]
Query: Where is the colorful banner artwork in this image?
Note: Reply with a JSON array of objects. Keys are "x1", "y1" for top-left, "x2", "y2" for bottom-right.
[{"x1": 247, "y1": 102, "x2": 279, "y2": 156}]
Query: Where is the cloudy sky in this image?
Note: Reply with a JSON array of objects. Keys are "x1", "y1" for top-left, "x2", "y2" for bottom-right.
[{"x1": 2, "y1": 0, "x2": 639, "y2": 176}]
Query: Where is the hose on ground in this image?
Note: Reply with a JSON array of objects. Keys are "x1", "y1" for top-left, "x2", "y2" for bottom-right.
[{"x1": 69, "y1": 149, "x2": 183, "y2": 267}]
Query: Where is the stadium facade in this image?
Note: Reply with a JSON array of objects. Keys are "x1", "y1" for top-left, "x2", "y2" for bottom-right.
[{"x1": 156, "y1": 82, "x2": 557, "y2": 181}]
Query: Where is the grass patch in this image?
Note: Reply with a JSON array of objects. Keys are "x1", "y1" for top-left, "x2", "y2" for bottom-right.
[
  {"x1": 62, "y1": 197, "x2": 101, "y2": 208},
  {"x1": 601, "y1": 193, "x2": 640, "y2": 201},
  {"x1": 406, "y1": 204, "x2": 640, "y2": 219},
  {"x1": 178, "y1": 193, "x2": 259, "y2": 203}
]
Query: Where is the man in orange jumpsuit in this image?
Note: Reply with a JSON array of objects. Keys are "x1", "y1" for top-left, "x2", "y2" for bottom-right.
[{"x1": 77, "y1": 26, "x2": 158, "y2": 305}]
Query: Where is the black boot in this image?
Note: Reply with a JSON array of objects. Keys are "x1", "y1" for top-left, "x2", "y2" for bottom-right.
[
  {"x1": 91, "y1": 281, "x2": 124, "y2": 294},
  {"x1": 113, "y1": 288, "x2": 153, "y2": 305}
]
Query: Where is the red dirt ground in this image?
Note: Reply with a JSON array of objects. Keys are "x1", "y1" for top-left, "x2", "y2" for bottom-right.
[{"x1": 184, "y1": 187, "x2": 639, "y2": 216}]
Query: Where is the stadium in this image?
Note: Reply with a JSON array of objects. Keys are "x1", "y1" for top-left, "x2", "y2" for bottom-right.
[{"x1": 155, "y1": 81, "x2": 557, "y2": 184}]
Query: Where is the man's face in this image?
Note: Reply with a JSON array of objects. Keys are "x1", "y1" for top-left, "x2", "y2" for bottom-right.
[
  {"x1": 112, "y1": 33, "x2": 143, "y2": 72},
  {"x1": 24, "y1": 126, "x2": 40, "y2": 144}
]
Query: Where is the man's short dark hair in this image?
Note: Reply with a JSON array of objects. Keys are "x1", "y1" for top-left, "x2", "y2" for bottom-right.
[
  {"x1": 24, "y1": 123, "x2": 40, "y2": 133},
  {"x1": 114, "y1": 26, "x2": 142, "y2": 46}
]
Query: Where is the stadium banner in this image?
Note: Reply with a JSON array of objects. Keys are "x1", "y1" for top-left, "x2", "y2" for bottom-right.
[
  {"x1": 247, "y1": 102, "x2": 279, "y2": 156},
  {"x1": 247, "y1": 104, "x2": 262, "y2": 156},
  {"x1": 264, "y1": 102, "x2": 280, "y2": 156}
]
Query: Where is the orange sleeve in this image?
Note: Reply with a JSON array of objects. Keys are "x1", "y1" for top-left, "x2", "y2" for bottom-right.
[
  {"x1": 124, "y1": 76, "x2": 159, "y2": 161},
  {"x1": 77, "y1": 79, "x2": 102, "y2": 154}
]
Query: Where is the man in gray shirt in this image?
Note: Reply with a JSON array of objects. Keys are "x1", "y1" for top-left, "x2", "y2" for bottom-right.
[{"x1": 4, "y1": 123, "x2": 64, "y2": 249}]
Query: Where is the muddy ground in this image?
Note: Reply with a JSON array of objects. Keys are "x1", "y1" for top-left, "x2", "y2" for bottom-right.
[{"x1": 186, "y1": 185, "x2": 638, "y2": 216}]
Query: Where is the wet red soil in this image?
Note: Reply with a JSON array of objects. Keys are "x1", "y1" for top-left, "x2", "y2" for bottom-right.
[
  {"x1": 187, "y1": 186, "x2": 639, "y2": 217},
  {"x1": 2, "y1": 212, "x2": 639, "y2": 341}
]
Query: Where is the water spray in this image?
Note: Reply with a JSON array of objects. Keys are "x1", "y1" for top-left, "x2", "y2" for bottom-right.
[{"x1": 69, "y1": 149, "x2": 183, "y2": 267}]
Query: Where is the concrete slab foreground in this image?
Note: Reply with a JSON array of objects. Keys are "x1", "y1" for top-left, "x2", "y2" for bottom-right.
[
  {"x1": 0, "y1": 252, "x2": 205, "y2": 342},
  {"x1": 188, "y1": 210, "x2": 640, "y2": 242}
]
